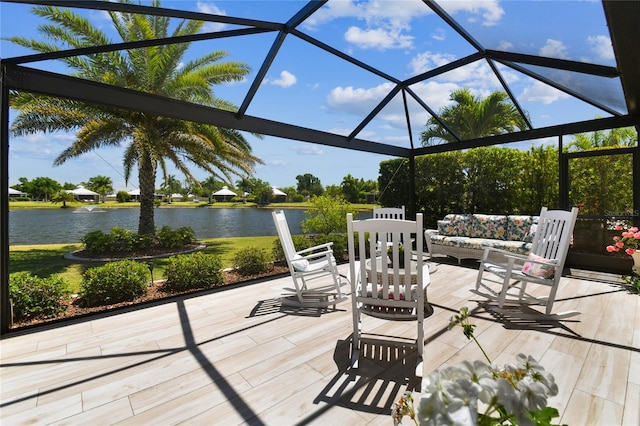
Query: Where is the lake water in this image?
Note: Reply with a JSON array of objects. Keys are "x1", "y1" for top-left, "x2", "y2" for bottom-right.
[{"x1": 8, "y1": 207, "x2": 309, "y2": 245}]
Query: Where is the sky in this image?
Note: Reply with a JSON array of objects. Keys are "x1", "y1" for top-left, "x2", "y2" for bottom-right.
[{"x1": 0, "y1": 0, "x2": 621, "y2": 193}]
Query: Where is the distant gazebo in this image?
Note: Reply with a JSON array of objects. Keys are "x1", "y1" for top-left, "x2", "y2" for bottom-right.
[
  {"x1": 212, "y1": 186, "x2": 237, "y2": 201},
  {"x1": 272, "y1": 187, "x2": 286, "y2": 202},
  {"x1": 67, "y1": 186, "x2": 98, "y2": 202}
]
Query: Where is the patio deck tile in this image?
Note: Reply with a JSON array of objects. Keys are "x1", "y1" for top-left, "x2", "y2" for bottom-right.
[{"x1": 1, "y1": 261, "x2": 637, "y2": 425}]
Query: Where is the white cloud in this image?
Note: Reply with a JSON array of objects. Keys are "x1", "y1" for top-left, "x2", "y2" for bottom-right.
[
  {"x1": 290, "y1": 144, "x2": 323, "y2": 155},
  {"x1": 431, "y1": 28, "x2": 446, "y2": 42},
  {"x1": 407, "y1": 80, "x2": 461, "y2": 112},
  {"x1": 265, "y1": 70, "x2": 297, "y2": 88},
  {"x1": 518, "y1": 80, "x2": 570, "y2": 105},
  {"x1": 196, "y1": 1, "x2": 227, "y2": 32},
  {"x1": 587, "y1": 35, "x2": 615, "y2": 61},
  {"x1": 344, "y1": 26, "x2": 413, "y2": 50},
  {"x1": 264, "y1": 158, "x2": 286, "y2": 166},
  {"x1": 539, "y1": 39, "x2": 569, "y2": 59},
  {"x1": 409, "y1": 51, "x2": 456, "y2": 75},
  {"x1": 440, "y1": 0, "x2": 504, "y2": 26},
  {"x1": 326, "y1": 82, "x2": 396, "y2": 115},
  {"x1": 496, "y1": 41, "x2": 514, "y2": 51}
]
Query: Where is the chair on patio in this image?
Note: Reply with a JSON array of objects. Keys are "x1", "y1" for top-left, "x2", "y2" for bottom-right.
[
  {"x1": 347, "y1": 213, "x2": 428, "y2": 376},
  {"x1": 373, "y1": 206, "x2": 406, "y2": 254},
  {"x1": 272, "y1": 210, "x2": 347, "y2": 308},
  {"x1": 474, "y1": 207, "x2": 579, "y2": 318}
]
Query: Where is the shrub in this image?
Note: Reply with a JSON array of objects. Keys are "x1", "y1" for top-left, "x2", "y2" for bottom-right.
[
  {"x1": 272, "y1": 234, "x2": 346, "y2": 264},
  {"x1": 82, "y1": 230, "x2": 112, "y2": 254},
  {"x1": 109, "y1": 226, "x2": 138, "y2": 252},
  {"x1": 272, "y1": 235, "x2": 313, "y2": 263},
  {"x1": 81, "y1": 226, "x2": 194, "y2": 255},
  {"x1": 116, "y1": 190, "x2": 131, "y2": 203},
  {"x1": 233, "y1": 247, "x2": 273, "y2": 276},
  {"x1": 157, "y1": 226, "x2": 195, "y2": 249},
  {"x1": 79, "y1": 260, "x2": 150, "y2": 306},
  {"x1": 161, "y1": 252, "x2": 223, "y2": 292},
  {"x1": 312, "y1": 233, "x2": 348, "y2": 261},
  {"x1": 9, "y1": 272, "x2": 70, "y2": 322},
  {"x1": 302, "y1": 195, "x2": 354, "y2": 235}
]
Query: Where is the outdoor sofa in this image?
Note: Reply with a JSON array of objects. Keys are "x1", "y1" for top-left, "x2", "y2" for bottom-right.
[{"x1": 425, "y1": 213, "x2": 538, "y2": 264}]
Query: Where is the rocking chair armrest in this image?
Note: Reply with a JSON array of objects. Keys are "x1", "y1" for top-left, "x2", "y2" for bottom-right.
[
  {"x1": 481, "y1": 246, "x2": 528, "y2": 264},
  {"x1": 296, "y1": 242, "x2": 334, "y2": 256}
]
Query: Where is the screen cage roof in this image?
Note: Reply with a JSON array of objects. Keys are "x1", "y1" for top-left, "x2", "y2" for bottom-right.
[{"x1": 1, "y1": 0, "x2": 639, "y2": 159}]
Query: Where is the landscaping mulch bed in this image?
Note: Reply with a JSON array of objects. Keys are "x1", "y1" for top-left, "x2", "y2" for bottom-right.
[{"x1": 12, "y1": 264, "x2": 289, "y2": 329}]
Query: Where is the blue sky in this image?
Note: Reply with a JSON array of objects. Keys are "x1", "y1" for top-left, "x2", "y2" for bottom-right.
[{"x1": 0, "y1": 0, "x2": 619, "y2": 192}]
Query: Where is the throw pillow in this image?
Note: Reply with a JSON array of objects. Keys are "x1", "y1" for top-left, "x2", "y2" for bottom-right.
[
  {"x1": 522, "y1": 253, "x2": 557, "y2": 279},
  {"x1": 291, "y1": 255, "x2": 309, "y2": 272}
]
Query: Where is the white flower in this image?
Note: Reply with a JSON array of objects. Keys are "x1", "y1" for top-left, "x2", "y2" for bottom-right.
[{"x1": 518, "y1": 379, "x2": 549, "y2": 412}]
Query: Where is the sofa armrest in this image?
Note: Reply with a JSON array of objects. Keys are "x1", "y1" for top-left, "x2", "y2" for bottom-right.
[{"x1": 424, "y1": 229, "x2": 439, "y2": 254}]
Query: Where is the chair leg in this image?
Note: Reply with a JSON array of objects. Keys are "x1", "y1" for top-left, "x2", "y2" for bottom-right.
[
  {"x1": 545, "y1": 278, "x2": 561, "y2": 315},
  {"x1": 497, "y1": 259, "x2": 516, "y2": 308},
  {"x1": 475, "y1": 261, "x2": 486, "y2": 290}
]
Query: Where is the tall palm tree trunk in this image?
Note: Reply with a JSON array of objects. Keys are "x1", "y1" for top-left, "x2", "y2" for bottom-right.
[{"x1": 138, "y1": 153, "x2": 156, "y2": 236}]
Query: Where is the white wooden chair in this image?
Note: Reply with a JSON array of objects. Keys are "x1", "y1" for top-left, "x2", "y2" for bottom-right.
[
  {"x1": 347, "y1": 213, "x2": 428, "y2": 376},
  {"x1": 474, "y1": 207, "x2": 579, "y2": 318},
  {"x1": 373, "y1": 206, "x2": 405, "y2": 220},
  {"x1": 373, "y1": 206, "x2": 406, "y2": 254},
  {"x1": 272, "y1": 210, "x2": 347, "y2": 308}
]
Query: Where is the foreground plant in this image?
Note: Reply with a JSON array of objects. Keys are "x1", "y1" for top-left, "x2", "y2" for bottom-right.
[{"x1": 393, "y1": 307, "x2": 561, "y2": 426}]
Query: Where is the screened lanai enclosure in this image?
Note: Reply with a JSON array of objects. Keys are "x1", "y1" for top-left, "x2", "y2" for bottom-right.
[{"x1": 1, "y1": 0, "x2": 639, "y2": 333}]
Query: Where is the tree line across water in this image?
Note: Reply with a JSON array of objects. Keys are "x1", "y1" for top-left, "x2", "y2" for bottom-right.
[{"x1": 9, "y1": 172, "x2": 379, "y2": 206}]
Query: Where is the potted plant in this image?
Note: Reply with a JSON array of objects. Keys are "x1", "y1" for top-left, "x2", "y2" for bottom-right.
[
  {"x1": 387, "y1": 244, "x2": 405, "y2": 269},
  {"x1": 606, "y1": 225, "x2": 640, "y2": 292}
]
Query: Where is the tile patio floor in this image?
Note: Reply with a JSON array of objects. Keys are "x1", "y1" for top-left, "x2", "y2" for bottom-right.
[{"x1": 1, "y1": 260, "x2": 639, "y2": 425}]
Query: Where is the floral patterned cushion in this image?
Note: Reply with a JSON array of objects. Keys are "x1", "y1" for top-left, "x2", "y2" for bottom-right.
[
  {"x1": 471, "y1": 214, "x2": 508, "y2": 240},
  {"x1": 507, "y1": 216, "x2": 535, "y2": 242},
  {"x1": 429, "y1": 235, "x2": 531, "y2": 255},
  {"x1": 438, "y1": 214, "x2": 472, "y2": 236},
  {"x1": 522, "y1": 253, "x2": 557, "y2": 278},
  {"x1": 437, "y1": 220, "x2": 457, "y2": 236},
  {"x1": 524, "y1": 217, "x2": 540, "y2": 243}
]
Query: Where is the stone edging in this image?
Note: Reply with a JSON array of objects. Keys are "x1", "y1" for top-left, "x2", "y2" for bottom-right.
[{"x1": 63, "y1": 243, "x2": 207, "y2": 262}]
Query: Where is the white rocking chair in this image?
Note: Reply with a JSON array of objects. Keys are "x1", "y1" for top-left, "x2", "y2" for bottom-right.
[
  {"x1": 474, "y1": 207, "x2": 579, "y2": 319},
  {"x1": 373, "y1": 206, "x2": 406, "y2": 254},
  {"x1": 347, "y1": 213, "x2": 428, "y2": 376},
  {"x1": 272, "y1": 210, "x2": 347, "y2": 308}
]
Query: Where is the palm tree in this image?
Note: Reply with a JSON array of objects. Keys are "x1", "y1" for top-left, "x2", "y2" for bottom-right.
[
  {"x1": 8, "y1": 2, "x2": 263, "y2": 235},
  {"x1": 50, "y1": 190, "x2": 75, "y2": 209},
  {"x1": 84, "y1": 175, "x2": 113, "y2": 203},
  {"x1": 202, "y1": 176, "x2": 222, "y2": 204},
  {"x1": 420, "y1": 88, "x2": 529, "y2": 146},
  {"x1": 566, "y1": 125, "x2": 637, "y2": 152},
  {"x1": 160, "y1": 175, "x2": 182, "y2": 203}
]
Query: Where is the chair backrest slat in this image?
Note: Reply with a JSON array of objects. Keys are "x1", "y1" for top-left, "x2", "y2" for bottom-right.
[
  {"x1": 348, "y1": 214, "x2": 423, "y2": 305},
  {"x1": 530, "y1": 207, "x2": 578, "y2": 270},
  {"x1": 272, "y1": 210, "x2": 297, "y2": 263}
]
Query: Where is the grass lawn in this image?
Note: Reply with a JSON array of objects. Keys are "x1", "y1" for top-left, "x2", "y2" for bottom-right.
[
  {"x1": 9, "y1": 236, "x2": 281, "y2": 294},
  {"x1": 9, "y1": 200, "x2": 376, "y2": 210}
]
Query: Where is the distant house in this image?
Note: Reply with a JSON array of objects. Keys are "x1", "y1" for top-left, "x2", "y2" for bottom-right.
[{"x1": 8, "y1": 187, "x2": 26, "y2": 199}]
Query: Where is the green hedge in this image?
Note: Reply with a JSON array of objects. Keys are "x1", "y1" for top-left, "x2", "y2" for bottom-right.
[
  {"x1": 233, "y1": 247, "x2": 273, "y2": 276},
  {"x1": 9, "y1": 272, "x2": 70, "y2": 322},
  {"x1": 79, "y1": 260, "x2": 150, "y2": 306},
  {"x1": 161, "y1": 252, "x2": 223, "y2": 292}
]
